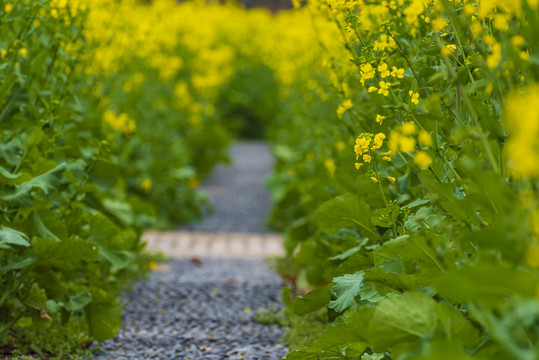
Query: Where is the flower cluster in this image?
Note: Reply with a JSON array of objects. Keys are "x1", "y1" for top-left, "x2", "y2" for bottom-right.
[
  {"x1": 354, "y1": 132, "x2": 386, "y2": 169},
  {"x1": 387, "y1": 122, "x2": 433, "y2": 169},
  {"x1": 103, "y1": 110, "x2": 136, "y2": 137}
]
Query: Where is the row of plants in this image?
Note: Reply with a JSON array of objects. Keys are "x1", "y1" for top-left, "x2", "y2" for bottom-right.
[
  {"x1": 264, "y1": 0, "x2": 539, "y2": 359},
  {"x1": 0, "y1": 0, "x2": 345, "y2": 356},
  {"x1": 0, "y1": 0, "x2": 285, "y2": 355}
]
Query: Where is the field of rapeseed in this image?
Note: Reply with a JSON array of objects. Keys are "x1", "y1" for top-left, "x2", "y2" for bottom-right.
[{"x1": 2, "y1": 0, "x2": 539, "y2": 359}]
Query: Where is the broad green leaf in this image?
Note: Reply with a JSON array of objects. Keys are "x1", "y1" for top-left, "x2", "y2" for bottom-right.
[
  {"x1": 363, "y1": 265, "x2": 418, "y2": 292},
  {"x1": 0, "y1": 226, "x2": 30, "y2": 248},
  {"x1": 435, "y1": 264, "x2": 537, "y2": 306},
  {"x1": 368, "y1": 292, "x2": 438, "y2": 351},
  {"x1": 85, "y1": 289, "x2": 122, "y2": 341},
  {"x1": 374, "y1": 235, "x2": 445, "y2": 276},
  {"x1": 316, "y1": 193, "x2": 376, "y2": 237},
  {"x1": 285, "y1": 306, "x2": 374, "y2": 360},
  {"x1": 435, "y1": 302, "x2": 480, "y2": 348},
  {"x1": 294, "y1": 284, "x2": 331, "y2": 315},
  {"x1": 329, "y1": 271, "x2": 364, "y2": 312},
  {"x1": 33, "y1": 237, "x2": 98, "y2": 269}
]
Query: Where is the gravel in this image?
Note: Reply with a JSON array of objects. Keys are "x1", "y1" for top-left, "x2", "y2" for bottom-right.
[
  {"x1": 183, "y1": 141, "x2": 275, "y2": 233},
  {"x1": 93, "y1": 258, "x2": 287, "y2": 360}
]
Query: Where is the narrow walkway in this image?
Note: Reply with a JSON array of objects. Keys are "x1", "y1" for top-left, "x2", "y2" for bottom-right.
[
  {"x1": 185, "y1": 141, "x2": 276, "y2": 233},
  {"x1": 93, "y1": 142, "x2": 287, "y2": 360}
]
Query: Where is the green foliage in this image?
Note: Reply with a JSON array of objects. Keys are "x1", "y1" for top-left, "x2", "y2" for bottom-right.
[{"x1": 267, "y1": 0, "x2": 539, "y2": 359}]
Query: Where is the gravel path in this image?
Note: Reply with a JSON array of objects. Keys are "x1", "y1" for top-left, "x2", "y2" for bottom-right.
[
  {"x1": 184, "y1": 141, "x2": 274, "y2": 233},
  {"x1": 93, "y1": 142, "x2": 286, "y2": 359},
  {"x1": 93, "y1": 259, "x2": 286, "y2": 360}
]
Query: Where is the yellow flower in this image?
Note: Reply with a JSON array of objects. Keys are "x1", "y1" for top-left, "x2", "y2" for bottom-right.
[
  {"x1": 376, "y1": 114, "x2": 385, "y2": 124},
  {"x1": 431, "y1": 17, "x2": 448, "y2": 31},
  {"x1": 391, "y1": 66, "x2": 404, "y2": 78},
  {"x1": 464, "y1": 4, "x2": 475, "y2": 15},
  {"x1": 354, "y1": 136, "x2": 371, "y2": 158},
  {"x1": 19, "y1": 48, "x2": 27, "y2": 59},
  {"x1": 414, "y1": 151, "x2": 433, "y2": 169},
  {"x1": 493, "y1": 14, "x2": 508, "y2": 31},
  {"x1": 440, "y1": 45, "x2": 455, "y2": 57},
  {"x1": 409, "y1": 90, "x2": 419, "y2": 105},
  {"x1": 382, "y1": 156, "x2": 392, "y2": 161},
  {"x1": 401, "y1": 122, "x2": 416, "y2": 135},
  {"x1": 363, "y1": 154, "x2": 372, "y2": 163},
  {"x1": 418, "y1": 130, "x2": 432, "y2": 147},
  {"x1": 360, "y1": 63, "x2": 376, "y2": 85},
  {"x1": 373, "y1": 133, "x2": 386, "y2": 150},
  {"x1": 387, "y1": 176, "x2": 396, "y2": 182},
  {"x1": 525, "y1": 245, "x2": 539, "y2": 268},
  {"x1": 378, "y1": 63, "x2": 390, "y2": 78},
  {"x1": 486, "y1": 42, "x2": 501, "y2": 69},
  {"x1": 378, "y1": 81, "x2": 390, "y2": 96},
  {"x1": 4, "y1": 4, "x2": 13, "y2": 12},
  {"x1": 368, "y1": 86, "x2": 378, "y2": 93},
  {"x1": 355, "y1": 162, "x2": 364, "y2": 169},
  {"x1": 324, "y1": 158, "x2": 337, "y2": 176},
  {"x1": 399, "y1": 137, "x2": 416, "y2": 152},
  {"x1": 503, "y1": 85, "x2": 539, "y2": 179},
  {"x1": 0, "y1": 48, "x2": 6, "y2": 58},
  {"x1": 141, "y1": 178, "x2": 152, "y2": 193},
  {"x1": 337, "y1": 99, "x2": 353, "y2": 119},
  {"x1": 244, "y1": 307, "x2": 250, "y2": 313},
  {"x1": 511, "y1": 35, "x2": 525, "y2": 47},
  {"x1": 370, "y1": 176, "x2": 378, "y2": 183},
  {"x1": 470, "y1": 21, "x2": 482, "y2": 37}
]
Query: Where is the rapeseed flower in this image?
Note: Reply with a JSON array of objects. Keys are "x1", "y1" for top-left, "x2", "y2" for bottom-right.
[
  {"x1": 378, "y1": 81, "x2": 390, "y2": 96},
  {"x1": 409, "y1": 90, "x2": 419, "y2": 105},
  {"x1": 414, "y1": 151, "x2": 432, "y2": 169},
  {"x1": 378, "y1": 63, "x2": 390, "y2": 78},
  {"x1": 391, "y1": 66, "x2": 404, "y2": 78}
]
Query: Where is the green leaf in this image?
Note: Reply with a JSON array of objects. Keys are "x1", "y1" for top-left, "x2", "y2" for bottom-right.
[
  {"x1": 285, "y1": 306, "x2": 373, "y2": 360},
  {"x1": 368, "y1": 292, "x2": 438, "y2": 351},
  {"x1": 294, "y1": 285, "x2": 331, "y2": 315},
  {"x1": 417, "y1": 171, "x2": 479, "y2": 226},
  {"x1": 85, "y1": 289, "x2": 122, "y2": 341},
  {"x1": 404, "y1": 206, "x2": 446, "y2": 232},
  {"x1": 33, "y1": 237, "x2": 98, "y2": 269},
  {"x1": 0, "y1": 166, "x2": 22, "y2": 182},
  {"x1": 33, "y1": 212, "x2": 65, "y2": 242},
  {"x1": 435, "y1": 264, "x2": 537, "y2": 306},
  {"x1": 102, "y1": 198, "x2": 134, "y2": 226},
  {"x1": 329, "y1": 271, "x2": 364, "y2": 312},
  {"x1": 0, "y1": 163, "x2": 67, "y2": 206},
  {"x1": 23, "y1": 283, "x2": 48, "y2": 310},
  {"x1": 316, "y1": 193, "x2": 376, "y2": 237},
  {"x1": 374, "y1": 234, "x2": 445, "y2": 277},
  {"x1": 0, "y1": 226, "x2": 30, "y2": 248},
  {"x1": 435, "y1": 302, "x2": 481, "y2": 348},
  {"x1": 65, "y1": 291, "x2": 93, "y2": 312}
]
